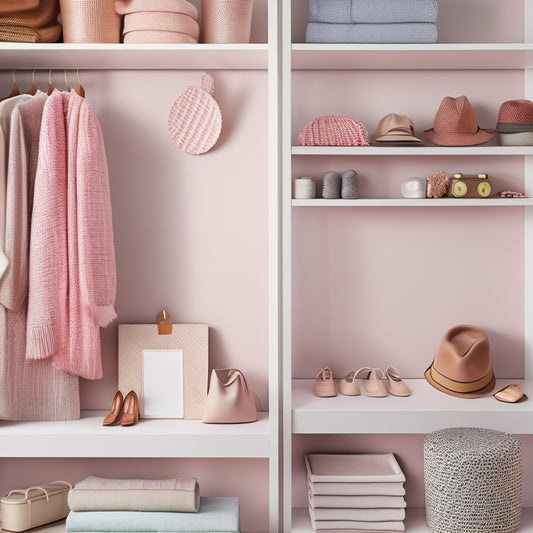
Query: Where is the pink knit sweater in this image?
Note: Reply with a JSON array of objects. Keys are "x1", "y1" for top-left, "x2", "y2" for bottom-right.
[{"x1": 26, "y1": 91, "x2": 116, "y2": 380}]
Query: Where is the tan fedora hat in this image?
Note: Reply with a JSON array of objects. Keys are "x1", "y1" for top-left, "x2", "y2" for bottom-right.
[
  {"x1": 425, "y1": 324, "x2": 495, "y2": 398},
  {"x1": 424, "y1": 95, "x2": 496, "y2": 146},
  {"x1": 371, "y1": 113, "x2": 424, "y2": 145}
]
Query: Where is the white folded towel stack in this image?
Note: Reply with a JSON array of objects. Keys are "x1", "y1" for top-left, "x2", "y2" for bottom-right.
[{"x1": 305, "y1": 453, "x2": 407, "y2": 532}]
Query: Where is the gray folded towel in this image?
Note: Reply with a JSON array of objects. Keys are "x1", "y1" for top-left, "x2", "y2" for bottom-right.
[
  {"x1": 308, "y1": 0, "x2": 438, "y2": 24},
  {"x1": 305, "y1": 22, "x2": 438, "y2": 44}
]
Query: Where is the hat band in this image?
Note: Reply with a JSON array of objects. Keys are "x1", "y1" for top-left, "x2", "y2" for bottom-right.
[{"x1": 429, "y1": 365, "x2": 494, "y2": 394}]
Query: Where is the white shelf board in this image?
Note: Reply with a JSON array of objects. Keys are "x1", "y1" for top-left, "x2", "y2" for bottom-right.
[
  {"x1": 292, "y1": 379, "x2": 533, "y2": 434},
  {"x1": 292, "y1": 507, "x2": 533, "y2": 533},
  {"x1": 292, "y1": 43, "x2": 533, "y2": 70},
  {"x1": 292, "y1": 198, "x2": 533, "y2": 207},
  {"x1": 292, "y1": 145, "x2": 533, "y2": 156},
  {"x1": 0, "y1": 43, "x2": 269, "y2": 70},
  {"x1": 0, "y1": 411, "x2": 270, "y2": 458}
]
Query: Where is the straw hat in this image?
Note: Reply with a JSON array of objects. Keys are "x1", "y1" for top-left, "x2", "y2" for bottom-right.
[
  {"x1": 424, "y1": 95, "x2": 495, "y2": 146},
  {"x1": 425, "y1": 324, "x2": 495, "y2": 398}
]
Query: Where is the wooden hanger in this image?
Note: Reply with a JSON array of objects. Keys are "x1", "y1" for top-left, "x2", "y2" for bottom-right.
[
  {"x1": 47, "y1": 69, "x2": 54, "y2": 95},
  {"x1": 1, "y1": 69, "x2": 21, "y2": 102},
  {"x1": 73, "y1": 69, "x2": 85, "y2": 98},
  {"x1": 25, "y1": 69, "x2": 37, "y2": 96}
]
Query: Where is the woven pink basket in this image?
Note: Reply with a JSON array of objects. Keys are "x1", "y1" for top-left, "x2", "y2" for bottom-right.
[
  {"x1": 168, "y1": 73, "x2": 222, "y2": 155},
  {"x1": 60, "y1": 0, "x2": 120, "y2": 43},
  {"x1": 201, "y1": 0, "x2": 253, "y2": 43},
  {"x1": 298, "y1": 115, "x2": 369, "y2": 146}
]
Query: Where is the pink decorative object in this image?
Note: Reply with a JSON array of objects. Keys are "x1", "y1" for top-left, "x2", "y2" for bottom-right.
[
  {"x1": 123, "y1": 30, "x2": 197, "y2": 43},
  {"x1": 60, "y1": 0, "x2": 121, "y2": 43},
  {"x1": 298, "y1": 115, "x2": 369, "y2": 146},
  {"x1": 426, "y1": 170, "x2": 450, "y2": 198},
  {"x1": 201, "y1": 0, "x2": 253, "y2": 43},
  {"x1": 168, "y1": 73, "x2": 222, "y2": 155},
  {"x1": 114, "y1": 0, "x2": 198, "y2": 18},
  {"x1": 123, "y1": 12, "x2": 200, "y2": 39}
]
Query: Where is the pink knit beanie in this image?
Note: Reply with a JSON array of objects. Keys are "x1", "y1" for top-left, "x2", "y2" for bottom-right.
[{"x1": 298, "y1": 115, "x2": 369, "y2": 146}]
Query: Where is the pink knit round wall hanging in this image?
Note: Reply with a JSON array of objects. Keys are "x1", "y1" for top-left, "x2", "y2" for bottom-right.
[{"x1": 168, "y1": 73, "x2": 222, "y2": 155}]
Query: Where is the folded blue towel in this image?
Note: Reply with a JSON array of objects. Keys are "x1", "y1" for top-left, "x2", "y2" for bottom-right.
[
  {"x1": 308, "y1": 0, "x2": 353, "y2": 24},
  {"x1": 308, "y1": 0, "x2": 438, "y2": 24},
  {"x1": 305, "y1": 22, "x2": 438, "y2": 44},
  {"x1": 66, "y1": 497, "x2": 239, "y2": 533}
]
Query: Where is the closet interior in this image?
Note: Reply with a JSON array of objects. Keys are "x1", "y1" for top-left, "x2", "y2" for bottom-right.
[{"x1": 1, "y1": 1, "x2": 533, "y2": 532}]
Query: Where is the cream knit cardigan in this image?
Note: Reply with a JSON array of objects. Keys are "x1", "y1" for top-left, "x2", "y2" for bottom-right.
[
  {"x1": 0, "y1": 92, "x2": 80, "y2": 420},
  {"x1": 26, "y1": 90, "x2": 116, "y2": 380}
]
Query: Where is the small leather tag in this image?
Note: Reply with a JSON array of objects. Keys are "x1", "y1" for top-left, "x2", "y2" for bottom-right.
[{"x1": 157, "y1": 309, "x2": 172, "y2": 335}]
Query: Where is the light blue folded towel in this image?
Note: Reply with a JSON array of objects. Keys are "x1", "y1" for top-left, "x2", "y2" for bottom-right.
[
  {"x1": 305, "y1": 22, "x2": 438, "y2": 44},
  {"x1": 308, "y1": 0, "x2": 438, "y2": 24},
  {"x1": 66, "y1": 497, "x2": 239, "y2": 533}
]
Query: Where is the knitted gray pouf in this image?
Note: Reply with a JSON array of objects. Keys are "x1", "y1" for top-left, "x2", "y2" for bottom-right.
[{"x1": 424, "y1": 427, "x2": 522, "y2": 533}]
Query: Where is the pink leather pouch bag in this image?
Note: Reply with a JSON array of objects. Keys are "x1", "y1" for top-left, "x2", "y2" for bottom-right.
[{"x1": 202, "y1": 368, "x2": 257, "y2": 424}]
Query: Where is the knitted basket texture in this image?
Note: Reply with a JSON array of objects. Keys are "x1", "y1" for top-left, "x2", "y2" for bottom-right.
[
  {"x1": 168, "y1": 73, "x2": 222, "y2": 155},
  {"x1": 60, "y1": 0, "x2": 121, "y2": 43},
  {"x1": 298, "y1": 115, "x2": 369, "y2": 146},
  {"x1": 424, "y1": 427, "x2": 522, "y2": 533},
  {"x1": 201, "y1": 0, "x2": 253, "y2": 43}
]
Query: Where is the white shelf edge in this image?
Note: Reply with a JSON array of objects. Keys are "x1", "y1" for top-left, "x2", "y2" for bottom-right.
[
  {"x1": 291, "y1": 43, "x2": 533, "y2": 70},
  {"x1": 0, "y1": 411, "x2": 271, "y2": 458},
  {"x1": 292, "y1": 146, "x2": 533, "y2": 156},
  {"x1": 292, "y1": 379, "x2": 533, "y2": 434},
  {"x1": 292, "y1": 507, "x2": 533, "y2": 533},
  {"x1": 292, "y1": 198, "x2": 533, "y2": 207},
  {"x1": 0, "y1": 43, "x2": 270, "y2": 70}
]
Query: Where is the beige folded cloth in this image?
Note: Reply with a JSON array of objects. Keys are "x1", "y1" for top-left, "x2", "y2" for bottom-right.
[
  {"x1": 68, "y1": 476, "x2": 200, "y2": 513},
  {"x1": 309, "y1": 505, "x2": 406, "y2": 522},
  {"x1": 123, "y1": 30, "x2": 197, "y2": 43},
  {"x1": 310, "y1": 517, "x2": 405, "y2": 532},
  {"x1": 123, "y1": 12, "x2": 199, "y2": 39},
  {"x1": 0, "y1": 0, "x2": 60, "y2": 42},
  {"x1": 115, "y1": 0, "x2": 198, "y2": 18},
  {"x1": 0, "y1": 0, "x2": 39, "y2": 14},
  {"x1": 308, "y1": 479, "x2": 405, "y2": 496},
  {"x1": 309, "y1": 493, "x2": 407, "y2": 509},
  {"x1": 0, "y1": 23, "x2": 61, "y2": 42},
  {"x1": 0, "y1": 0, "x2": 59, "y2": 28}
]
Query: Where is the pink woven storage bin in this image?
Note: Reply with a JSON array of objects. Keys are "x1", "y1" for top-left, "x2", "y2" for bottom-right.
[
  {"x1": 124, "y1": 30, "x2": 197, "y2": 43},
  {"x1": 201, "y1": 0, "x2": 253, "y2": 43},
  {"x1": 123, "y1": 12, "x2": 200, "y2": 39},
  {"x1": 298, "y1": 115, "x2": 369, "y2": 146},
  {"x1": 60, "y1": 0, "x2": 120, "y2": 43}
]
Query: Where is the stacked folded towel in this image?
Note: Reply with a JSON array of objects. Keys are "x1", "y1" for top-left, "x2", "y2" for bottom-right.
[
  {"x1": 305, "y1": 454, "x2": 407, "y2": 532},
  {"x1": 306, "y1": 0, "x2": 438, "y2": 44},
  {"x1": 114, "y1": 0, "x2": 200, "y2": 43},
  {"x1": 66, "y1": 476, "x2": 240, "y2": 533}
]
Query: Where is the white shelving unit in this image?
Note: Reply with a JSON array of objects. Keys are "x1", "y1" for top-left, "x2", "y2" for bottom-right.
[
  {"x1": 0, "y1": 2, "x2": 281, "y2": 533},
  {"x1": 0, "y1": 412, "x2": 270, "y2": 458},
  {"x1": 283, "y1": 1, "x2": 533, "y2": 531},
  {"x1": 292, "y1": 507, "x2": 533, "y2": 533}
]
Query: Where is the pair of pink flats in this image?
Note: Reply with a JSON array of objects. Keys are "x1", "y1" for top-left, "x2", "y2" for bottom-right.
[{"x1": 313, "y1": 366, "x2": 411, "y2": 398}]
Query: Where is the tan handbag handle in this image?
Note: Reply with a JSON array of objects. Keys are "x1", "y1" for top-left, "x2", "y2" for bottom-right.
[{"x1": 5, "y1": 481, "x2": 72, "y2": 502}]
